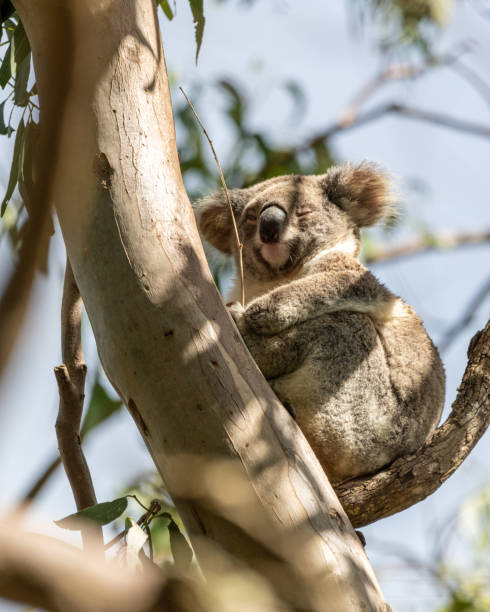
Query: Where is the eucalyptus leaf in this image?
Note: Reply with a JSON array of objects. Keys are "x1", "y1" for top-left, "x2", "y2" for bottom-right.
[
  {"x1": 12, "y1": 20, "x2": 29, "y2": 67},
  {"x1": 159, "y1": 0, "x2": 174, "y2": 20},
  {"x1": 14, "y1": 52, "x2": 30, "y2": 106},
  {"x1": 55, "y1": 497, "x2": 129, "y2": 530},
  {"x1": 1, "y1": 117, "x2": 24, "y2": 216},
  {"x1": 218, "y1": 79, "x2": 244, "y2": 128},
  {"x1": 188, "y1": 0, "x2": 205, "y2": 63},
  {"x1": 0, "y1": 45, "x2": 12, "y2": 88},
  {"x1": 0, "y1": 99, "x2": 7, "y2": 135},
  {"x1": 80, "y1": 379, "x2": 122, "y2": 437},
  {"x1": 168, "y1": 519, "x2": 193, "y2": 571}
]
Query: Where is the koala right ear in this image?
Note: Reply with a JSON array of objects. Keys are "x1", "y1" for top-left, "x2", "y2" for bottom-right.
[
  {"x1": 196, "y1": 189, "x2": 249, "y2": 254},
  {"x1": 320, "y1": 162, "x2": 398, "y2": 227}
]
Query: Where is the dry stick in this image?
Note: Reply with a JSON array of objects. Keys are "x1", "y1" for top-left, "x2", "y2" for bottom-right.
[
  {"x1": 179, "y1": 87, "x2": 245, "y2": 307},
  {"x1": 54, "y1": 257, "x2": 102, "y2": 550}
]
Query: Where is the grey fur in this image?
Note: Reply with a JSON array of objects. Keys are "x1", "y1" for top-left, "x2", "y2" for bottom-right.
[{"x1": 196, "y1": 163, "x2": 445, "y2": 484}]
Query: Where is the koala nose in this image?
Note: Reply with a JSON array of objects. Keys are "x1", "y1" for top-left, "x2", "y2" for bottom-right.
[{"x1": 259, "y1": 204, "x2": 287, "y2": 243}]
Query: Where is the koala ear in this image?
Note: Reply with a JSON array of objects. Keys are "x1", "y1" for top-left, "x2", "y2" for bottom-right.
[
  {"x1": 196, "y1": 188, "x2": 249, "y2": 254},
  {"x1": 320, "y1": 162, "x2": 397, "y2": 227}
]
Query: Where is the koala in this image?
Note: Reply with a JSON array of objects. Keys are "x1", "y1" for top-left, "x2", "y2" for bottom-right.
[{"x1": 197, "y1": 163, "x2": 445, "y2": 484}]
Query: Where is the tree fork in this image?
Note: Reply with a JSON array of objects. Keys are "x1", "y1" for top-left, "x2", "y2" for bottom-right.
[{"x1": 13, "y1": 1, "x2": 389, "y2": 610}]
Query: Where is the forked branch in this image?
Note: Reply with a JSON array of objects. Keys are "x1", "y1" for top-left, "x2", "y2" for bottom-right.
[{"x1": 336, "y1": 319, "x2": 490, "y2": 527}]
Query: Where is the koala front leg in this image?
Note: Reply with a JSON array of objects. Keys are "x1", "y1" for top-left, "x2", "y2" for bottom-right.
[
  {"x1": 228, "y1": 302, "x2": 305, "y2": 379},
  {"x1": 242, "y1": 259, "x2": 394, "y2": 335}
]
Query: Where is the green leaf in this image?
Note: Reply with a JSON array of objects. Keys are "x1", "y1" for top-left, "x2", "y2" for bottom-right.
[
  {"x1": 0, "y1": 99, "x2": 8, "y2": 135},
  {"x1": 0, "y1": 45, "x2": 12, "y2": 88},
  {"x1": 55, "y1": 497, "x2": 129, "y2": 530},
  {"x1": 188, "y1": 0, "x2": 205, "y2": 64},
  {"x1": 80, "y1": 379, "x2": 122, "y2": 437},
  {"x1": 14, "y1": 51, "x2": 30, "y2": 106},
  {"x1": 168, "y1": 519, "x2": 193, "y2": 571},
  {"x1": 11, "y1": 20, "x2": 29, "y2": 70},
  {"x1": 1, "y1": 117, "x2": 24, "y2": 216},
  {"x1": 159, "y1": 0, "x2": 174, "y2": 20},
  {"x1": 218, "y1": 79, "x2": 245, "y2": 128}
]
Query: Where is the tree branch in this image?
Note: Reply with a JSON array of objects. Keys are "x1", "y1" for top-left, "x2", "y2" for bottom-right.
[
  {"x1": 364, "y1": 230, "x2": 490, "y2": 265},
  {"x1": 339, "y1": 48, "x2": 490, "y2": 127},
  {"x1": 303, "y1": 103, "x2": 490, "y2": 148},
  {"x1": 256, "y1": 101, "x2": 490, "y2": 180},
  {"x1": 335, "y1": 319, "x2": 490, "y2": 527},
  {"x1": 54, "y1": 257, "x2": 102, "y2": 549}
]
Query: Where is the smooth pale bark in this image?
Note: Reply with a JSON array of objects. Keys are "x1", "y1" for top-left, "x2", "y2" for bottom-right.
[{"x1": 13, "y1": 1, "x2": 389, "y2": 609}]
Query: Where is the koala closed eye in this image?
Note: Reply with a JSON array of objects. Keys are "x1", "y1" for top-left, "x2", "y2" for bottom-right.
[{"x1": 197, "y1": 162, "x2": 445, "y2": 485}]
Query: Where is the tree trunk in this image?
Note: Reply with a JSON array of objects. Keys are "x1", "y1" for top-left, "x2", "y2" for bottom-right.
[{"x1": 13, "y1": 1, "x2": 390, "y2": 609}]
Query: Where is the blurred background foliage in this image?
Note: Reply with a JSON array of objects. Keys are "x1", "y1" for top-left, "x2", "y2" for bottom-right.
[{"x1": 0, "y1": 0, "x2": 489, "y2": 610}]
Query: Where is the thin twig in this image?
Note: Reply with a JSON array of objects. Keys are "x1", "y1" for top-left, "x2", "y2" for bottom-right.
[
  {"x1": 179, "y1": 87, "x2": 245, "y2": 306},
  {"x1": 18, "y1": 455, "x2": 61, "y2": 506},
  {"x1": 439, "y1": 275, "x2": 490, "y2": 353},
  {"x1": 365, "y1": 230, "x2": 490, "y2": 265},
  {"x1": 54, "y1": 257, "x2": 102, "y2": 551}
]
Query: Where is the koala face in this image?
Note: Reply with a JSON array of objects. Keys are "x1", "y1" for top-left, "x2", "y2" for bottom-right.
[{"x1": 197, "y1": 163, "x2": 395, "y2": 282}]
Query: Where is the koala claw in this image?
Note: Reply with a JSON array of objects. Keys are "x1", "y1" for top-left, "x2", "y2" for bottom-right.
[{"x1": 227, "y1": 301, "x2": 246, "y2": 332}]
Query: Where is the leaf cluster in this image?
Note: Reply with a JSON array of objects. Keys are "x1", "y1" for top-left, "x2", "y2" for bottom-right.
[
  {"x1": 0, "y1": 11, "x2": 43, "y2": 260},
  {"x1": 56, "y1": 493, "x2": 193, "y2": 572}
]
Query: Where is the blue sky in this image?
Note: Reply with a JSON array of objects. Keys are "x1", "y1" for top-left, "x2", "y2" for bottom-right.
[{"x1": 0, "y1": 2, "x2": 489, "y2": 610}]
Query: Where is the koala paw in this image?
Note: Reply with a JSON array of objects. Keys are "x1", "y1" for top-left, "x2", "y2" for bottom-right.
[
  {"x1": 227, "y1": 301, "x2": 247, "y2": 333},
  {"x1": 243, "y1": 299, "x2": 281, "y2": 335}
]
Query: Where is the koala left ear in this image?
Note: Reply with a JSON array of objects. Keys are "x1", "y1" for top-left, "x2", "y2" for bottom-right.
[
  {"x1": 195, "y1": 188, "x2": 249, "y2": 254},
  {"x1": 320, "y1": 162, "x2": 398, "y2": 227}
]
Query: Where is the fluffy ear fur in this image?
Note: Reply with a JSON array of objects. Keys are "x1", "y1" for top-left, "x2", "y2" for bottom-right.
[
  {"x1": 320, "y1": 162, "x2": 398, "y2": 227},
  {"x1": 196, "y1": 189, "x2": 250, "y2": 254}
]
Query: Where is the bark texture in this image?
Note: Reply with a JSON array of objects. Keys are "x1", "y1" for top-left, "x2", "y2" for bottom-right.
[{"x1": 13, "y1": 1, "x2": 389, "y2": 610}]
